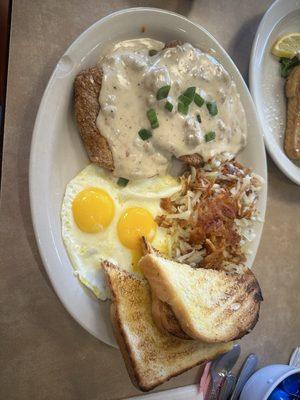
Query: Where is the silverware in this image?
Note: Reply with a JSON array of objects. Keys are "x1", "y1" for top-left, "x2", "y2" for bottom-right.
[
  {"x1": 209, "y1": 344, "x2": 241, "y2": 400},
  {"x1": 218, "y1": 373, "x2": 236, "y2": 400},
  {"x1": 229, "y1": 353, "x2": 258, "y2": 400},
  {"x1": 290, "y1": 347, "x2": 300, "y2": 367}
]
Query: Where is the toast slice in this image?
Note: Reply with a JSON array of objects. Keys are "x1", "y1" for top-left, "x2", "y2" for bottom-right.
[
  {"x1": 139, "y1": 254, "x2": 262, "y2": 343},
  {"x1": 284, "y1": 65, "x2": 300, "y2": 159},
  {"x1": 141, "y1": 238, "x2": 191, "y2": 340},
  {"x1": 103, "y1": 262, "x2": 232, "y2": 392}
]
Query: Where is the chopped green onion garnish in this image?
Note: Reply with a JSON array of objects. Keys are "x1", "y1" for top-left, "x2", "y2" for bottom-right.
[
  {"x1": 178, "y1": 94, "x2": 193, "y2": 106},
  {"x1": 147, "y1": 108, "x2": 159, "y2": 129},
  {"x1": 149, "y1": 49, "x2": 158, "y2": 56},
  {"x1": 194, "y1": 93, "x2": 205, "y2": 107},
  {"x1": 196, "y1": 114, "x2": 201, "y2": 123},
  {"x1": 178, "y1": 102, "x2": 189, "y2": 115},
  {"x1": 183, "y1": 86, "x2": 196, "y2": 100},
  {"x1": 138, "y1": 128, "x2": 152, "y2": 140},
  {"x1": 117, "y1": 177, "x2": 129, "y2": 187},
  {"x1": 206, "y1": 101, "x2": 218, "y2": 116},
  {"x1": 178, "y1": 87, "x2": 196, "y2": 107},
  {"x1": 165, "y1": 101, "x2": 173, "y2": 112},
  {"x1": 156, "y1": 85, "x2": 171, "y2": 100},
  {"x1": 205, "y1": 131, "x2": 216, "y2": 142}
]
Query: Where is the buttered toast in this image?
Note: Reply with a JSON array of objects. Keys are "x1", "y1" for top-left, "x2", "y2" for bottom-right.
[
  {"x1": 103, "y1": 261, "x2": 232, "y2": 391},
  {"x1": 139, "y1": 254, "x2": 262, "y2": 343}
]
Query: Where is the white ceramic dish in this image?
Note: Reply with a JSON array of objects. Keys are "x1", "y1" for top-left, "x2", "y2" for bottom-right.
[
  {"x1": 250, "y1": 0, "x2": 300, "y2": 185},
  {"x1": 29, "y1": 8, "x2": 267, "y2": 348},
  {"x1": 240, "y1": 364, "x2": 300, "y2": 400}
]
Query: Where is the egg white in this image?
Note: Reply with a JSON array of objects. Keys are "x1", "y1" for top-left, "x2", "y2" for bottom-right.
[{"x1": 61, "y1": 164, "x2": 181, "y2": 300}]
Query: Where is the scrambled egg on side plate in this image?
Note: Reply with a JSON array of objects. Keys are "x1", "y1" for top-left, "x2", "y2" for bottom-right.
[{"x1": 61, "y1": 164, "x2": 181, "y2": 300}]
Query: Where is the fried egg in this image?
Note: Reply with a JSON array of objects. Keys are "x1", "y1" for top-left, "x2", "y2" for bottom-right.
[{"x1": 61, "y1": 164, "x2": 181, "y2": 300}]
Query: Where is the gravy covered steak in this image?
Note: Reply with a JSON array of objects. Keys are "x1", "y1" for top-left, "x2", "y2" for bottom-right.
[{"x1": 74, "y1": 39, "x2": 247, "y2": 179}]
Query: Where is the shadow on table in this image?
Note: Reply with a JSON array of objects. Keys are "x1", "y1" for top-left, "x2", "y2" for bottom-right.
[
  {"x1": 16, "y1": 83, "x2": 55, "y2": 295},
  {"x1": 16, "y1": 0, "x2": 195, "y2": 295},
  {"x1": 127, "y1": 0, "x2": 194, "y2": 17},
  {"x1": 227, "y1": 13, "x2": 264, "y2": 83},
  {"x1": 267, "y1": 155, "x2": 300, "y2": 203}
]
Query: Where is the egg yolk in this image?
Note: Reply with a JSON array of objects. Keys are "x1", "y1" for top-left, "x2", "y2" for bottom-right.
[
  {"x1": 72, "y1": 187, "x2": 115, "y2": 233},
  {"x1": 117, "y1": 207, "x2": 157, "y2": 269}
]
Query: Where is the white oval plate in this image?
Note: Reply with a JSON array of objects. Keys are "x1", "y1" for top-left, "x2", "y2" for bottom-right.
[
  {"x1": 30, "y1": 8, "x2": 267, "y2": 348},
  {"x1": 250, "y1": 0, "x2": 300, "y2": 185}
]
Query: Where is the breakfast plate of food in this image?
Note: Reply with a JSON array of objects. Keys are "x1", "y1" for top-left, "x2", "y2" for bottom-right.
[
  {"x1": 250, "y1": 0, "x2": 300, "y2": 184},
  {"x1": 30, "y1": 8, "x2": 267, "y2": 391}
]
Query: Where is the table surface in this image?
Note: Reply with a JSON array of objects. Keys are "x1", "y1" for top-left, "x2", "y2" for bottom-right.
[{"x1": 1, "y1": 1, "x2": 300, "y2": 399}]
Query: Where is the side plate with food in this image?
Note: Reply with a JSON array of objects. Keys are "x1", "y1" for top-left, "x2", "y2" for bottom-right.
[
  {"x1": 250, "y1": 0, "x2": 300, "y2": 184},
  {"x1": 29, "y1": 7, "x2": 267, "y2": 358}
]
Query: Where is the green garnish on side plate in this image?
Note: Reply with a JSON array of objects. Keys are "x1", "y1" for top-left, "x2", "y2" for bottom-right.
[{"x1": 280, "y1": 56, "x2": 300, "y2": 78}]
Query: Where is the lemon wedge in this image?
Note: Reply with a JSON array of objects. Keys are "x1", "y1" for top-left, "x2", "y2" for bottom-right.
[{"x1": 272, "y1": 32, "x2": 300, "y2": 58}]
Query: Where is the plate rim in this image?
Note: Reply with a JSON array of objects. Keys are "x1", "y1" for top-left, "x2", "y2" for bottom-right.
[
  {"x1": 29, "y1": 6, "x2": 268, "y2": 347},
  {"x1": 249, "y1": 0, "x2": 300, "y2": 185}
]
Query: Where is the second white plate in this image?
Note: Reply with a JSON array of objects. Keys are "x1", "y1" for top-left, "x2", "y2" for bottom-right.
[{"x1": 250, "y1": 0, "x2": 300, "y2": 185}]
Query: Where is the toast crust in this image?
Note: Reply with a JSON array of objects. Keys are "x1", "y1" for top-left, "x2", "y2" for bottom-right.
[
  {"x1": 110, "y1": 303, "x2": 142, "y2": 389},
  {"x1": 284, "y1": 65, "x2": 300, "y2": 159}
]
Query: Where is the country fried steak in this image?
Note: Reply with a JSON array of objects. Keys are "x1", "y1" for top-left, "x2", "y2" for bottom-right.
[
  {"x1": 74, "y1": 42, "x2": 205, "y2": 172},
  {"x1": 74, "y1": 66, "x2": 114, "y2": 170}
]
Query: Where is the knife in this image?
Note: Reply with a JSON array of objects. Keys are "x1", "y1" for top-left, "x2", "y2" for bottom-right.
[
  {"x1": 229, "y1": 353, "x2": 258, "y2": 400},
  {"x1": 209, "y1": 344, "x2": 241, "y2": 399},
  {"x1": 218, "y1": 373, "x2": 236, "y2": 400}
]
